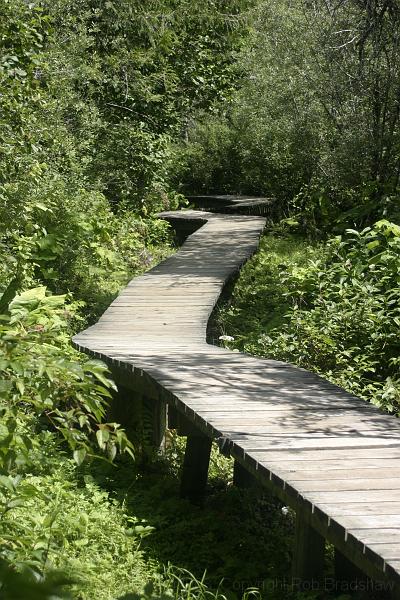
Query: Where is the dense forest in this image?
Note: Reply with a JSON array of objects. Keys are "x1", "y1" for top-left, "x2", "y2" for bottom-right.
[{"x1": 1, "y1": 0, "x2": 399, "y2": 598}]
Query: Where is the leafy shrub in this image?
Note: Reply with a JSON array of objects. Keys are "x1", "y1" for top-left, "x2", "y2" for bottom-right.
[
  {"x1": 0, "y1": 0, "x2": 176, "y2": 322},
  {"x1": 0, "y1": 174, "x2": 173, "y2": 322},
  {"x1": 0, "y1": 287, "x2": 134, "y2": 469},
  {"x1": 0, "y1": 286, "x2": 140, "y2": 595},
  {"x1": 220, "y1": 222, "x2": 400, "y2": 412},
  {"x1": 171, "y1": 114, "x2": 241, "y2": 195},
  {"x1": 0, "y1": 450, "x2": 158, "y2": 600}
]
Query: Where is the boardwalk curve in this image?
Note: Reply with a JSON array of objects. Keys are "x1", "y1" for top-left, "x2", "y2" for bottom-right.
[{"x1": 73, "y1": 208, "x2": 400, "y2": 595}]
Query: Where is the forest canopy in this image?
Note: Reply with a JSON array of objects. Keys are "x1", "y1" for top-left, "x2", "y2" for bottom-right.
[{"x1": 179, "y1": 0, "x2": 400, "y2": 230}]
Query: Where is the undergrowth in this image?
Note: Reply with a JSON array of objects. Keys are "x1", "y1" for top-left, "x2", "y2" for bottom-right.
[
  {"x1": 0, "y1": 424, "x2": 296, "y2": 600},
  {"x1": 218, "y1": 220, "x2": 400, "y2": 413},
  {"x1": 79, "y1": 434, "x2": 290, "y2": 597}
]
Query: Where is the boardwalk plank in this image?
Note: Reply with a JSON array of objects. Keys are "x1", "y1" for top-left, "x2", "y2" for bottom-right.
[{"x1": 318, "y1": 504, "x2": 400, "y2": 516}]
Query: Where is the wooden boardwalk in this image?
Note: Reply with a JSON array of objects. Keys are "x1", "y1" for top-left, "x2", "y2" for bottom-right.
[
  {"x1": 185, "y1": 194, "x2": 273, "y2": 216},
  {"x1": 73, "y1": 208, "x2": 400, "y2": 595}
]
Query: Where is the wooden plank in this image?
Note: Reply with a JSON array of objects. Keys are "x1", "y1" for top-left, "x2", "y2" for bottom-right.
[
  {"x1": 348, "y1": 530, "x2": 400, "y2": 545},
  {"x1": 208, "y1": 422, "x2": 400, "y2": 435},
  {"x1": 248, "y1": 448, "x2": 400, "y2": 462},
  {"x1": 338, "y1": 516, "x2": 400, "y2": 530},
  {"x1": 366, "y1": 544, "x2": 400, "y2": 559},
  {"x1": 305, "y1": 490, "x2": 400, "y2": 503},
  {"x1": 275, "y1": 468, "x2": 400, "y2": 480},
  {"x1": 289, "y1": 479, "x2": 400, "y2": 492},
  {"x1": 262, "y1": 458, "x2": 400, "y2": 470},
  {"x1": 196, "y1": 407, "x2": 381, "y2": 417},
  {"x1": 232, "y1": 436, "x2": 400, "y2": 451},
  {"x1": 321, "y1": 504, "x2": 400, "y2": 516},
  {"x1": 181, "y1": 397, "x2": 367, "y2": 412}
]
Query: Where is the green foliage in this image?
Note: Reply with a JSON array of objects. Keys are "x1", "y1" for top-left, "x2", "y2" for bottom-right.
[
  {"x1": 0, "y1": 450, "x2": 157, "y2": 600},
  {"x1": 88, "y1": 0, "x2": 254, "y2": 124},
  {"x1": 43, "y1": 0, "x2": 255, "y2": 209},
  {"x1": 0, "y1": 287, "x2": 134, "y2": 469},
  {"x1": 174, "y1": 0, "x2": 400, "y2": 228},
  {"x1": 219, "y1": 223, "x2": 400, "y2": 412},
  {"x1": 0, "y1": 0, "x2": 253, "y2": 317},
  {"x1": 0, "y1": 183, "x2": 173, "y2": 322},
  {"x1": 0, "y1": 0, "x2": 177, "y2": 321},
  {"x1": 0, "y1": 0, "x2": 50, "y2": 183},
  {"x1": 171, "y1": 114, "x2": 241, "y2": 195},
  {"x1": 0, "y1": 286, "x2": 140, "y2": 596},
  {"x1": 95, "y1": 441, "x2": 294, "y2": 599},
  {"x1": 0, "y1": 420, "x2": 294, "y2": 600},
  {"x1": 0, "y1": 1, "x2": 262, "y2": 595},
  {"x1": 218, "y1": 235, "x2": 317, "y2": 340},
  {"x1": 120, "y1": 566, "x2": 233, "y2": 600}
]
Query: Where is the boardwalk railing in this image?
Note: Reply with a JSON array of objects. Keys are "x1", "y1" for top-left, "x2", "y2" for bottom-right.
[{"x1": 73, "y1": 203, "x2": 400, "y2": 597}]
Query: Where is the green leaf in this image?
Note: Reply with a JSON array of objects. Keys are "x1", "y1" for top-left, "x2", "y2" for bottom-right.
[
  {"x1": 19, "y1": 483, "x2": 40, "y2": 498},
  {"x1": 96, "y1": 428, "x2": 109, "y2": 449},
  {"x1": 134, "y1": 525, "x2": 155, "y2": 538},
  {"x1": 107, "y1": 443, "x2": 117, "y2": 461},
  {"x1": 0, "y1": 475, "x2": 16, "y2": 492},
  {"x1": 15, "y1": 380, "x2": 25, "y2": 395},
  {"x1": 33, "y1": 202, "x2": 51, "y2": 212},
  {"x1": 7, "y1": 498, "x2": 26, "y2": 509},
  {"x1": 73, "y1": 448, "x2": 87, "y2": 466},
  {"x1": 9, "y1": 286, "x2": 46, "y2": 313}
]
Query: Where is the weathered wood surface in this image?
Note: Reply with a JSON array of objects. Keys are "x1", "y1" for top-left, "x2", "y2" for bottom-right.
[
  {"x1": 185, "y1": 194, "x2": 273, "y2": 216},
  {"x1": 73, "y1": 208, "x2": 400, "y2": 588}
]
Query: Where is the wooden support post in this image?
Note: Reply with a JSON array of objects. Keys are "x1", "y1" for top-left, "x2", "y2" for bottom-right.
[
  {"x1": 108, "y1": 384, "x2": 142, "y2": 445},
  {"x1": 108, "y1": 383, "x2": 166, "y2": 459},
  {"x1": 142, "y1": 394, "x2": 167, "y2": 453},
  {"x1": 334, "y1": 548, "x2": 366, "y2": 592},
  {"x1": 167, "y1": 404, "x2": 179, "y2": 429},
  {"x1": 180, "y1": 433, "x2": 212, "y2": 504},
  {"x1": 292, "y1": 514, "x2": 325, "y2": 585},
  {"x1": 233, "y1": 460, "x2": 258, "y2": 489}
]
